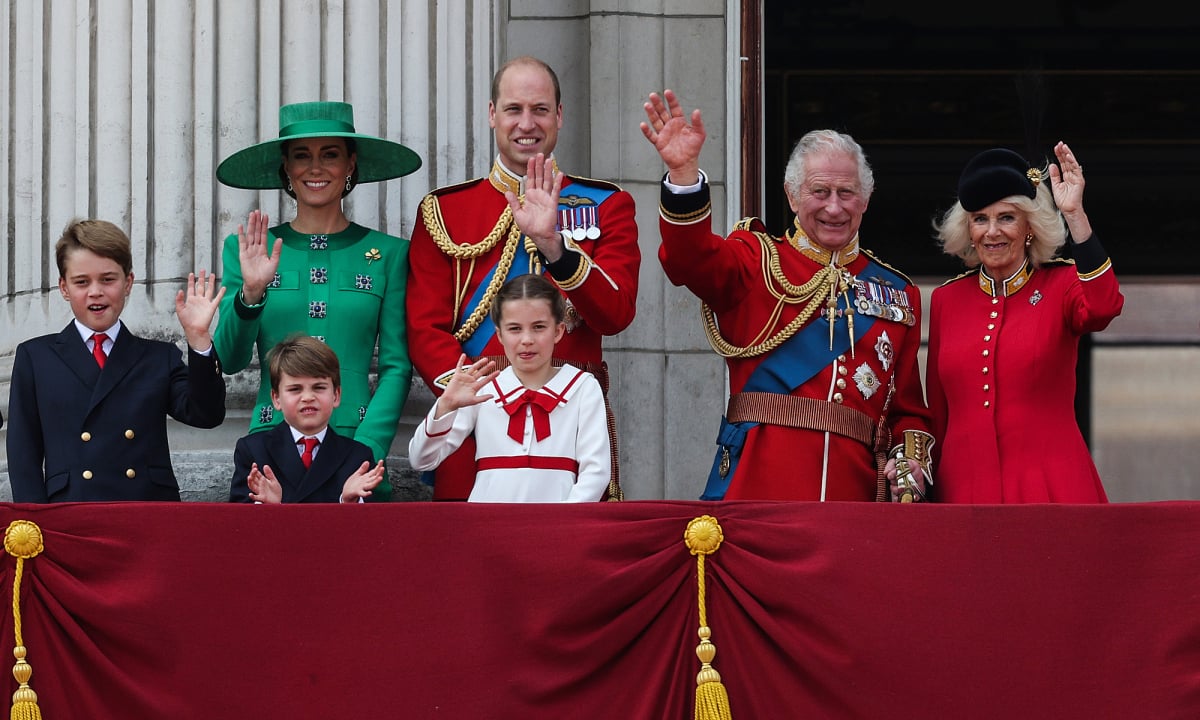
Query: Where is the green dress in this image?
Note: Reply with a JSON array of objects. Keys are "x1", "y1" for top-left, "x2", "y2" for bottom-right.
[{"x1": 215, "y1": 222, "x2": 412, "y2": 500}]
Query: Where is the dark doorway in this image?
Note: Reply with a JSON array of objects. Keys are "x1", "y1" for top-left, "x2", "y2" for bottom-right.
[{"x1": 761, "y1": 3, "x2": 1200, "y2": 278}]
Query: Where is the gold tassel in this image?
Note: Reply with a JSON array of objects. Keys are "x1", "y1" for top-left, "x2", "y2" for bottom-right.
[
  {"x1": 684, "y1": 516, "x2": 733, "y2": 720},
  {"x1": 5, "y1": 521, "x2": 44, "y2": 720}
]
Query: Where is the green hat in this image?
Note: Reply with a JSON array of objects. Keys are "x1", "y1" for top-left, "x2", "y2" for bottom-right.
[{"x1": 216, "y1": 101, "x2": 422, "y2": 189}]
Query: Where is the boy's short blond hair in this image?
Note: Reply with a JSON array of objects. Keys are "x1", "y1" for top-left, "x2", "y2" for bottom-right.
[{"x1": 266, "y1": 335, "x2": 341, "y2": 391}]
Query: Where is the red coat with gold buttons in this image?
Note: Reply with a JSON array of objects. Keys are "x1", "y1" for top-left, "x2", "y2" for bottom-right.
[{"x1": 926, "y1": 241, "x2": 1123, "y2": 503}]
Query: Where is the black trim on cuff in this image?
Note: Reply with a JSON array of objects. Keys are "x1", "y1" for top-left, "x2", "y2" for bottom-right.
[
  {"x1": 659, "y1": 175, "x2": 711, "y2": 216},
  {"x1": 544, "y1": 248, "x2": 585, "y2": 282},
  {"x1": 234, "y1": 290, "x2": 267, "y2": 320},
  {"x1": 1068, "y1": 232, "x2": 1110, "y2": 275}
]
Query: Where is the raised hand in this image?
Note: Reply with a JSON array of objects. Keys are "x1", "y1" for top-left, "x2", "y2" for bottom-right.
[
  {"x1": 247, "y1": 463, "x2": 283, "y2": 504},
  {"x1": 341, "y1": 460, "x2": 386, "y2": 503},
  {"x1": 175, "y1": 269, "x2": 227, "y2": 350},
  {"x1": 434, "y1": 354, "x2": 499, "y2": 416},
  {"x1": 1047, "y1": 141, "x2": 1093, "y2": 242},
  {"x1": 237, "y1": 210, "x2": 282, "y2": 304},
  {"x1": 506, "y1": 154, "x2": 565, "y2": 262},
  {"x1": 640, "y1": 89, "x2": 707, "y2": 185}
]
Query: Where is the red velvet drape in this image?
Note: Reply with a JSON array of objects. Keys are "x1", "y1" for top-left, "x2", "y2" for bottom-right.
[{"x1": 1, "y1": 501, "x2": 1198, "y2": 719}]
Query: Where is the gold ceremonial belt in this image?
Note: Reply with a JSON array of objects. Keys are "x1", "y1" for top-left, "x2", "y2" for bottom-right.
[{"x1": 726, "y1": 392, "x2": 876, "y2": 447}]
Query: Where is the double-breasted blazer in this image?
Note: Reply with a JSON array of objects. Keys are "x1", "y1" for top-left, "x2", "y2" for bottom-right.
[{"x1": 6, "y1": 323, "x2": 227, "y2": 502}]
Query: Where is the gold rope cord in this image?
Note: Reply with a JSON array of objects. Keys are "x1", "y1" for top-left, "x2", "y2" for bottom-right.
[
  {"x1": 420, "y1": 193, "x2": 514, "y2": 259},
  {"x1": 701, "y1": 231, "x2": 842, "y2": 359},
  {"x1": 420, "y1": 192, "x2": 529, "y2": 342},
  {"x1": 5, "y1": 520, "x2": 44, "y2": 719},
  {"x1": 451, "y1": 223, "x2": 523, "y2": 343},
  {"x1": 684, "y1": 515, "x2": 733, "y2": 720}
]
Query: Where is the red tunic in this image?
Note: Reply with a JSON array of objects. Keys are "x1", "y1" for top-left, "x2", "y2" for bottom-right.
[
  {"x1": 926, "y1": 240, "x2": 1123, "y2": 503},
  {"x1": 658, "y1": 183, "x2": 930, "y2": 501},
  {"x1": 407, "y1": 169, "x2": 640, "y2": 499}
]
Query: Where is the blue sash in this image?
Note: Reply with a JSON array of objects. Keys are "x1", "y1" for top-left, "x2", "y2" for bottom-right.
[{"x1": 701, "y1": 257, "x2": 902, "y2": 500}]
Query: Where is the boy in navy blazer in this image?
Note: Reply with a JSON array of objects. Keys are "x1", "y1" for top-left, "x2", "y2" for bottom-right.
[
  {"x1": 7, "y1": 219, "x2": 227, "y2": 502},
  {"x1": 229, "y1": 335, "x2": 385, "y2": 503}
]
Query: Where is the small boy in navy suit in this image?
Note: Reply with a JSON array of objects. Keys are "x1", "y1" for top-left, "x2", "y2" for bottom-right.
[
  {"x1": 6, "y1": 219, "x2": 227, "y2": 502},
  {"x1": 229, "y1": 335, "x2": 385, "y2": 503}
]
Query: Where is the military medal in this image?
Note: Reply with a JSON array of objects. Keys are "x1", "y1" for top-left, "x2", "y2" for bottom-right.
[
  {"x1": 585, "y1": 206, "x2": 600, "y2": 240},
  {"x1": 853, "y1": 363, "x2": 880, "y2": 399},
  {"x1": 571, "y1": 208, "x2": 587, "y2": 242},
  {"x1": 875, "y1": 331, "x2": 894, "y2": 372},
  {"x1": 558, "y1": 209, "x2": 574, "y2": 243}
]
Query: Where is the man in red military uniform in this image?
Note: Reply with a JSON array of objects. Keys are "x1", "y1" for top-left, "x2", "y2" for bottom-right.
[
  {"x1": 641, "y1": 89, "x2": 931, "y2": 501},
  {"x1": 407, "y1": 56, "x2": 640, "y2": 500}
]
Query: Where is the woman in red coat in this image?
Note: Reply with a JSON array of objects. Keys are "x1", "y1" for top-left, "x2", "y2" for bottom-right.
[{"x1": 926, "y1": 143, "x2": 1123, "y2": 503}]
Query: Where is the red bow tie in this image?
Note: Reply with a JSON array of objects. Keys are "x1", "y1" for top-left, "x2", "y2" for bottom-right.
[{"x1": 504, "y1": 389, "x2": 560, "y2": 443}]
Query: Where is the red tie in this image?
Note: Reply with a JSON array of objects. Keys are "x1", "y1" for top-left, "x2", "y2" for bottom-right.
[
  {"x1": 300, "y1": 437, "x2": 319, "y2": 468},
  {"x1": 503, "y1": 390, "x2": 559, "y2": 443},
  {"x1": 92, "y1": 333, "x2": 108, "y2": 368}
]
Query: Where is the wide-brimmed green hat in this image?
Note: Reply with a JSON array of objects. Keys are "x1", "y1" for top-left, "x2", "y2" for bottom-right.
[{"x1": 216, "y1": 101, "x2": 422, "y2": 189}]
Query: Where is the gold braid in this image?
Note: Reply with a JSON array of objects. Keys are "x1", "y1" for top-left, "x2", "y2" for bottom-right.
[
  {"x1": 701, "y1": 231, "x2": 843, "y2": 359},
  {"x1": 420, "y1": 193, "x2": 514, "y2": 259},
  {"x1": 452, "y1": 222, "x2": 523, "y2": 343},
  {"x1": 419, "y1": 192, "x2": 529, "y2": 343}
]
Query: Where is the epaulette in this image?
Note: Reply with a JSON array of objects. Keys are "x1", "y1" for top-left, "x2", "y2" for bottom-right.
[
  {"x1": 862, "y1": 248, "x2": 918, "y2": 285},
  {"x1": 566, "y1": 175, "x2": 623, "y2": 193},
  {"x1": 731, "y1": 216, "x2": 769, "y2": 235},
  {"x1": 939, "y1": 268, "x2": 977, "y2": 287},
  {"x1": 427, "y1": 176, "x2": 488, "y2": 197}
]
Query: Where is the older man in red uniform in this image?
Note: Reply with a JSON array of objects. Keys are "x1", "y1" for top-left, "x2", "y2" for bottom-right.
[
  {"x1": 407, "y1": 56, "x2": 640, "y2": 500},
  {"x1": 641, "y1": 90, "x2": 931, "y2": 501}
]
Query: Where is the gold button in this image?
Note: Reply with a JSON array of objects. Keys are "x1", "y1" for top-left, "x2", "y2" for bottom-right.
[
  {"x1": 982, "y1": 349, "x2": 990, "y2": 357},
  {"x1": 832, "y1": 393, "x2": 844, "y2": 403},
  {"x1": 126, "y1": 469, "x2": 136, "y2": 478},
  {"x1": 990, "y1": 311, "x2": 998, "y2": 318},
  {"x1": 837, "y1": 355, "x2": 846, "y2": 362},
  {"x1": 836, "y1": 378, "x2": 846, "y2": 389},
  {"x1": 983, "y1": 384, "x2": 990, "y2": 391},
  {"x1": 983, "y1": 401, "x2": 990, "y2": 408},
  {"x1": 81, "y1": 432, "x2": 92, "y2": 442},
  {"x1": 82, "y1": 470, "x2": 93, "y2": 480},
  {"x1": 125, "y1": 429, "x2": 135, "y2": 439},
  {"x1": 982, "y1": 366, "x2": 989, "y2": 374},
  {"x1": 988, "y1": 323, "x2": 995, "y2": 330},
  {"x1": 838, "y1": 366, "x2": 848, "y2": 376},
  {"x1": 983, "y1": 335, "x2": 991, "y2": 342},
  {"x1": 991, "y1": 298, "x2": 998, "y2": 305}
]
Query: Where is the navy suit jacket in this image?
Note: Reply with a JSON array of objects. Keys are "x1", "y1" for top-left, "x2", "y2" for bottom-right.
[
  {"x1": 229, "y1": 422, "x2": 375, "y2": 503},
  {"x1": 6, "y1": 323, "x2": 227, "y2": 502}
]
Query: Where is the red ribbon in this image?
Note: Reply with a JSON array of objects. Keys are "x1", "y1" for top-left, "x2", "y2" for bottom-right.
[{"x1": 504, "y1": 390, "x2": 560, "y2": 443}]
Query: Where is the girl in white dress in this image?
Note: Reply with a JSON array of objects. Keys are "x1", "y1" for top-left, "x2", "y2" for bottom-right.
[{"x1": 407, "y1": 274, "x2": 612, "y2": 502}]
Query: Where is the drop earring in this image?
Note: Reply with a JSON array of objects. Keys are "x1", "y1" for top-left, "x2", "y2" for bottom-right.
[
  {"x1": 1024, "y1": 233, "x2": 1034, "y2": 247},
  {"x1": 286, "y1": 177, "x2": 293, "y2": 193},
  {"x1": 345, "y1": 175, "x2": 353, "y2": 192}
]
